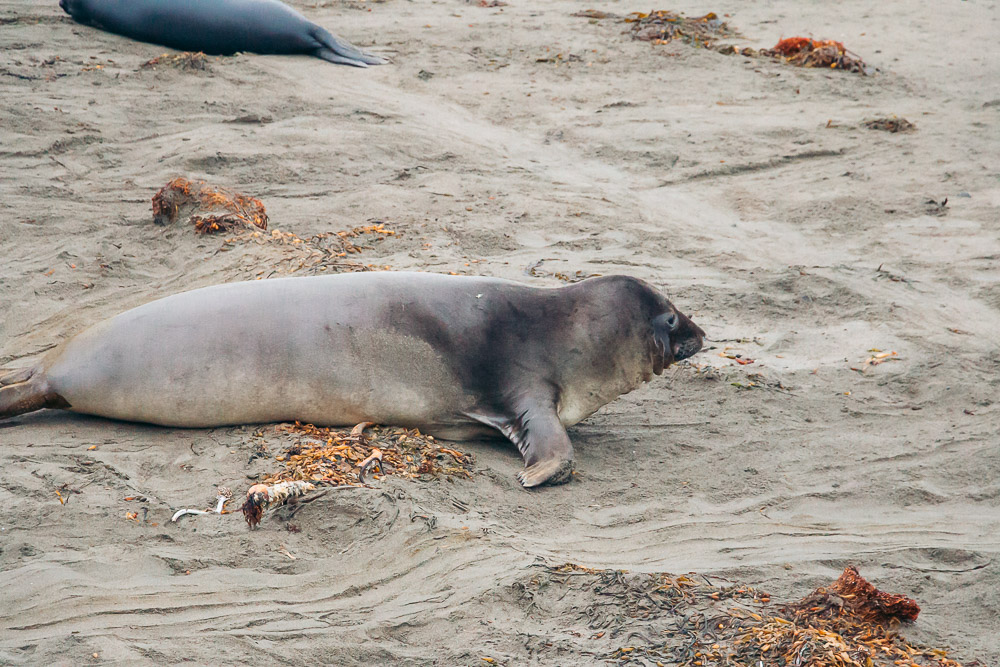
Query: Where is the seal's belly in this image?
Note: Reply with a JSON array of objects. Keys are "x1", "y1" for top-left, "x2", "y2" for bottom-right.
[{"x1": 45, "y1": 286, "x2": 477, "y2": 428}]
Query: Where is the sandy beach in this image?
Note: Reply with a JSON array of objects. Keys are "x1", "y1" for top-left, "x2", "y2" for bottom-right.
[{"x1": 1, "y1": 0, "x2": 999, "y2": 663}]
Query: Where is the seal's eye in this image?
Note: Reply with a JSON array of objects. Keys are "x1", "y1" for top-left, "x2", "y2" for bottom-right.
[{"x1": 664, "y1": 311, "x2": 679, "y2": 331}]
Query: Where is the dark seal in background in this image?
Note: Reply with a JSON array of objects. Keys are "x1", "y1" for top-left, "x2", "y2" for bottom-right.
[{"x1": 60, "y1": 0, "x2": 385, "y2": 67}]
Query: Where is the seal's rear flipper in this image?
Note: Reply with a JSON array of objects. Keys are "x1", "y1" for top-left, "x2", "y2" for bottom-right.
[
  {"x1": 468, "y1": 398, "x2": 575, "y2": 488},
  {"x1": 315, "y1": 49, "x2": 370, "y2": 68},
  {"x1": 0, "y1": 366, "x2": 68, "y2": 420},
  {"x1": 312, "y1": 27, "x2": 387, "y2": 67}
]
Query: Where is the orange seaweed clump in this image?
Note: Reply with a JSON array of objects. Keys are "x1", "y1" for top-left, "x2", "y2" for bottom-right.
[
  {"x1": 764, "y1": 36, "x2": 868, "y2": 73},
  {"x1": 788, "y1": 566, "x2": 920, "y2": 625},
  {"x1": 772, "y1": 37, "x2": 845, "y2": 57},
  {"x1": 151, "y1": 177, "x2": 268, "y2": 234},
  {"x1": 734, "y1": 567, "x2": 934, "y2": 667}
]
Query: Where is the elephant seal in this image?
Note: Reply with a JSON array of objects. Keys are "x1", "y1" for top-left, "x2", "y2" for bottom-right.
[
  {"x1": 0, "y1": 272, "x2": 704, "y2": 487},
  {"x1": 59, "y1": 0, "x2": 385, "y2": 67}
]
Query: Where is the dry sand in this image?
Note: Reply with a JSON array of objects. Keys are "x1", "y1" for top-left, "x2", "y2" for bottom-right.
[{"x1": 1, "y1": 0, "x2": 999, "y2": 663}]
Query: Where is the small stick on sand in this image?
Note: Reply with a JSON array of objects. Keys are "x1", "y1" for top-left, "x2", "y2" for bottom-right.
[{"x1": 171, "y1": 486, "x2": 233, "y2": 522}]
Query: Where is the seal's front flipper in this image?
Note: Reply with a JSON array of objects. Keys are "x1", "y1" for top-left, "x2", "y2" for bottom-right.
[
  {"x1": 511, "y1": 404, "x2": 574, "y2": 488},
  {"x1": 312, "y1": 27, "x2": 387, "y2": 67},
  {"x1": 517, "y1": 456, "x2": 574, "y2": 488},
  {"x1": 469, "y1": 399, "x2": 575, "y2": 488}
]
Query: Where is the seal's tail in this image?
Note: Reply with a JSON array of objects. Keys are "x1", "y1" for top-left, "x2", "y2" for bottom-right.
[
  {"x1": 312, "y1": 26, "x2": 387, "y2": 67},
  {"x1": 0, "y1": 365, "x2": 65, "y2": 420}
]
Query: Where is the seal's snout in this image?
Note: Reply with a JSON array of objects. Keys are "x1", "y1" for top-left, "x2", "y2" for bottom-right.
[
  {"x1": 672, "y1": 336, "x2": 703, "y2": 361},
  {"x1": 672, "y1": 314, "x2": 705, "y2": 362}
]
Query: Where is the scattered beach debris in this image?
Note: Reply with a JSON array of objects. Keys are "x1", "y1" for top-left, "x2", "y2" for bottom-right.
[
  {"x1": 863, "y1": 116, "x2": 916, "y2": 133},
  {"x1": 852, "y1": 349, "x2": 900, "y2": 373},
  {"x1": 513, "y1": 563, "x2": 963, "y2": 666},
  {"x1": 524, "y1": 258, "x2": 600, "y2": 283},
  {"x1": 715, "y1": 43, "x2": 760, "y2": 57},
  {"x1": 718, "y1": 345, "x2": 755, "y2": 365},
  {"x1": 152, "y1": 177, "x2": 268, "y2": 234},
  {"x1": 140, "y1": 52, "x2": 209, "y2": 71},
  {"x1": 731, "y1": 372, "x2": 790, "y2": 392},
  {"x1": 761, "y1": 37, "x2": 868, "y2": 74},
  {"x1": 171, "y1": 486, "x2": 233, "y2": 522},
  {"x1": 875, "y1": 263, "x2": 911, "y2": 283},
  {"x1": 238, "y1": 222, "x2": 396, "y2": 276},
  {"x1": 240, "y1": 480, "x2": 316, "y2": 528},
  {"x1": 571, "y1": 9, "x2": 619, "y2": 20},
  {"x1": 925, "y1": 197, "x2": 949, "y2": 216},
  {"x1": 536, "y1": 52, "x2": 583, "y2": 65},
  {"x1": 224, "y1": 113, "x2": 273, "y2": 125},
  {"x1": 625, "y1": 10, "x2": 738, "y2": 47}
]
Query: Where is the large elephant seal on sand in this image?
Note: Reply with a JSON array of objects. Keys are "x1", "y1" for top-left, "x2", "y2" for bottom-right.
[
  {"x1": 0, "y1": 272, "x2": 704, "y2": 487},
  {"x1": 59, "y1": 0, "x2": 385, "y2": 67}
]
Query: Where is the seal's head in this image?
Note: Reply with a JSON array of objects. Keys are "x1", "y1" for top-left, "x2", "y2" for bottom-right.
[
  {"x1": 650, "y1": 299, "x2": 704, "y2": 372},
  {"x1": 584, "y1": 274, "x2": 705, "y2": 376},
  {"x1": 551, "y1": 275, "x2": 704, "y2": 427}
]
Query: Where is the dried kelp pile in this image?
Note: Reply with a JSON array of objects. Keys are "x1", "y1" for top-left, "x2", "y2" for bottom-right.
[
  {"x1": 625, "y1": 10, "x2": 738, "y2": 47},
  {"x1": 512, "y1": 564, "x2": 966, "y2": 667},
  {"x1": 263, "y1": 421, "x2": 473, "y2": 487},
  {"x1": 524, "y1": 259, "x2": 599, "y2": 283},
  {"x1": 761, "y1": 37, "x2": 868, "y2": 74},
  {"x1": 575, "y1": 11, "x2": 871, "y2": 74},
  {"x1": 728, "y1": 566, "x2": 929, "y2": 666},
  {"x1": 140, "y1": 52, "x2": 209, "y2": 71},
  {"x1": 238, "y1": 422, "x2": 473, "y2": 527},
  {"x1": 150, "y1": 176, "x2": 397, "y2": 275},
  {"x1": 238, "y1": 223, "x2": 396, "y2": 275},
  {"x1": 152, "y1": 177, "x2": 268, "y2": 233}
]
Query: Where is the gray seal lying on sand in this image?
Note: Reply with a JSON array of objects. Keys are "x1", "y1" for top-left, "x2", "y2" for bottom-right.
[
  {"x1": 0, "y1": 272, "x2": 704, "y2": 487},
  {"x1": 59, "y1": 0, "x2": 385, "y2": 67}
]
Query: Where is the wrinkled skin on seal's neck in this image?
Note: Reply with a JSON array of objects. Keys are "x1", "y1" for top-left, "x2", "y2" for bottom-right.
[{"x1": 547, "y1": 275, "x2": 705, "y2": 427}]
